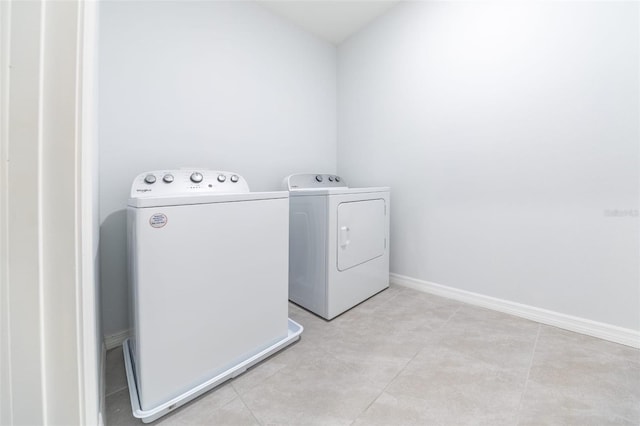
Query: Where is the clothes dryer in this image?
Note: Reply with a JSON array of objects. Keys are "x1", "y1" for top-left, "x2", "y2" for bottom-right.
[{"x1": 284, "y1": 173, "x2": 390, "y2": 319}]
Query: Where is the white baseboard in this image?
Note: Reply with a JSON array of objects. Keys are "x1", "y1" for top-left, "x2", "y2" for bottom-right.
[
  {"x1": 390, "y1": 273, "x2": 640, "y2": 349},
  {"x1": 104, "y1": 329, "x2": 130, "y2": 350}
]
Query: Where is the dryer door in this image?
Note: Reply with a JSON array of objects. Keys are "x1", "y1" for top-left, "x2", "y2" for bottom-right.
[{"x1": 337, "y1": 199, "x2": 386, "y2": 271}]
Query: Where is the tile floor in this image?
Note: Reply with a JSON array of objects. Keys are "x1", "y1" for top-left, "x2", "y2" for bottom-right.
[{"x1": 106, "y1": 285, "x2": 640, "y2": 425}]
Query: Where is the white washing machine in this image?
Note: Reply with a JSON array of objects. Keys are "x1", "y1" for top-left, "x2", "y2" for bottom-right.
[
  {"x1": 284, "y1": 173, "x2": 390, "y2": 320},
  {"x1": 124, "y1": 169, "x2": 302, "y2": 423}
]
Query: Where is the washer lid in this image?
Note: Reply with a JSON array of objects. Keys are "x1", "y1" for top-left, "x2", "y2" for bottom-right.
[
  {"x1": 128, "y1": 191, "x2": 288, "y2": 208},
  {"x1": 288, "y1": 186, "x2": 390, "y2": 197}
]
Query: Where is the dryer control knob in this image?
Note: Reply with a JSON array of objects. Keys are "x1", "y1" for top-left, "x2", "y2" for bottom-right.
[
  {"x1": 217, "y1": 174, "x2": 226, "y2": 183},
  {"x1": 230, "y1": 175, "x2": 239, "y2": 183},
  {"x1": 328, "y1": 176, "x2": 334, "y2": 182},
  {"x1": 335, "y1": 176, "x2": 341, "y2": 182},
  {"x1": 190, "y1": 172, "x2": 203, "y2": 183},
  {"x1": 144, "y1": 174, "x2": 156, "y2": 184},
  {"x1": 163, "y1": 174, "x2": 174, "y2": 183},
  {"x1": 315, "y1": 175, "x2": 323, "y2": 183}
]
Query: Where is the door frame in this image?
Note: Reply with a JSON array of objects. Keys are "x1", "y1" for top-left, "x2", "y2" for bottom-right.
[{"x1": 0, "y1": 0, "x2": 101, "y2": 424}]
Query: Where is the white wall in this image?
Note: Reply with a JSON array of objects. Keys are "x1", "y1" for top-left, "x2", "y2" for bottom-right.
[
  {"x1": 338, "y1": 1, "x2": 640, "y2": 331},
  {"x1": 99, "y1": 1, "x2": 337, "y2": 337}
]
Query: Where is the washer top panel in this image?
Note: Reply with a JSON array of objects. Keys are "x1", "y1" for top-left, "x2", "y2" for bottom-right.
[{"x1": 130, "y1": 169, "x2": 250, "y2": 199}]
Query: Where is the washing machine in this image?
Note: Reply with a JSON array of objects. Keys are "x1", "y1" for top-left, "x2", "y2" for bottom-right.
[
  {"x1": 124, "y1": 169, "x2": 302, "y2": 423},
  {"x1": 283, "y1": 173, "x2": 390, "y2": 320}
]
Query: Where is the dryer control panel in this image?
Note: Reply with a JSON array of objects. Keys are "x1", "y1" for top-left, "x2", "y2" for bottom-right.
[
  {"x1": 283, "y1": 174, "x2": 347, "y2": 191},
  {"x1": 130, "y1": 169, "x2": 250, "y2": 198}
]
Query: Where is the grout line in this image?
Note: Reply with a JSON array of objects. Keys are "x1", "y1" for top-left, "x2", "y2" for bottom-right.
[
  {"x1": 235, "y1": 385, "x2": 263, "y2": 425},
  {"x1": 441, "y1": 304, "x2": 462, "y2": 328},
  {"x1": 105, "y1": 384, "x2": 128, "y2": 399},
  {"x1": 349, "y1": 328, "x2": 429, "y2": 425},
  {"x1": 350, "y1": 290, "x2": 464, "y2": 424},
  {"x1": 515, "y1": 324, "x2": 541, "y2": 426}
]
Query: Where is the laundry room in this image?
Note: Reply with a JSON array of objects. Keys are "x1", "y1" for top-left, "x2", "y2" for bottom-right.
[
  {"x1": 98, "y1": 1, "x2": 639, "y2": 424},
  {"x1": 2, "y1": 0, "x2": 637, "y2": 425},
  {"x1": 94, "y1": 1, "x2": 640, "y2": 424}
]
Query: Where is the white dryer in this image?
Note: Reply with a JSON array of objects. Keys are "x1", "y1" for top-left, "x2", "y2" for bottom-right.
[
  {"x1": 284, "y1": 173, "x2": 390, "y2": 320},
  {"x1": 125, "y1": 169, "x2": 302, "y2": 423}
]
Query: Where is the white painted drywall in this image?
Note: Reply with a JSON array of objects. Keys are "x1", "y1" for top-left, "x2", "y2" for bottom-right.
[
  {"x1": 259, "y1": 1, "x2": 399, "y2": 44},
  {"x1": 99, "y1": 1, "x2": 337, "y2": 336},
  {"x1": 338, "y1": 1, "x2": 640, "y2": 330}
]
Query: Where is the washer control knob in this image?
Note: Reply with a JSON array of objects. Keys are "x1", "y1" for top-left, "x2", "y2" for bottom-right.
[
  {"x1": 163, "y1": 174, "x2": 174, "y2": 183},
  {"x1": 328, "y1": 176, "x2": 335, "y2": 182},
  {"x1": 190, "y1": 172, "x2": 203, "y2": 183},
  {"x1": 230, "y1": 175, "x2": 239, "y2": 183},
  {"x1": 315, "y1": 175, "x2": 323, "y2": 183},
  {"x1": 335, "y1": 176, "x2": 341, "y2": 182},
  {"x1": 217, "y1": 174, "x2": 226, "y2": 183},
  {"x1": 144, "y1": 174, "x2": 156, "y2": 184}
]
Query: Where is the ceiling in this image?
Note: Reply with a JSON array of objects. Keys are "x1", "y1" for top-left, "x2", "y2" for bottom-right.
[{"x1": 259, "y1": 1, "x2": 400, "y2": 45}]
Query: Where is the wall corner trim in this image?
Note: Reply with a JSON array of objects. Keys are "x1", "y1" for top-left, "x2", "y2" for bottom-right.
[
  {"x1": 390, "y1": 273, "x2": 640, "y2": 349},
  {"x1": 104, "y1": 329, "x2": 130, "y2": 350}
]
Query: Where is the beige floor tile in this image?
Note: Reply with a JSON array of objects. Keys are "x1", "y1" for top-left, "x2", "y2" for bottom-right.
[
  {"x1": 385, "y1": 346, "x2": 525, "y2": 425},
  {"x1": 531, "y1": 325, "x2": 640, "y2": 397},
  {"x1": 434, "y1": 304, "x2": 541, "y2": 378},
  {"x1": 240, "y1": 353, "x2": 383, "y2": 425},
  {"x1": 157, "y1": 391, "x2": 254, "y2": 426},
  {"x1": 352, "y1": 392, "x2": 442, "y2": 426},
  {"x1": 329, "y1": 288, "x2": 460, "y2": 353},
  {"x1": 154, "y1": 384, "x2": 238, "y2": 425},
  {"x1": 518, "y1": 378, "x2": 639, "y2": 426},
  {"x1": 534, "y1": 325, "x2": 640, "y2": 367},
  {"x1": 520, "y1": 325, "x2": 640, "y2": 425},
  {"x1": 230, "y1": 338, "x2": 311, "y2": 396},
  {"x1": 105, "y1": 380, "x2": 239, "y2": 425},
  {"x1": 201, "y1": 397, "x2": 259, "y2": 426},
  {"x1": 106, "y1": 346, "x2": 128, "y2": 397},
  {"x1": 106, "y1": 388, "x2": 143, "y2": 426}
]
